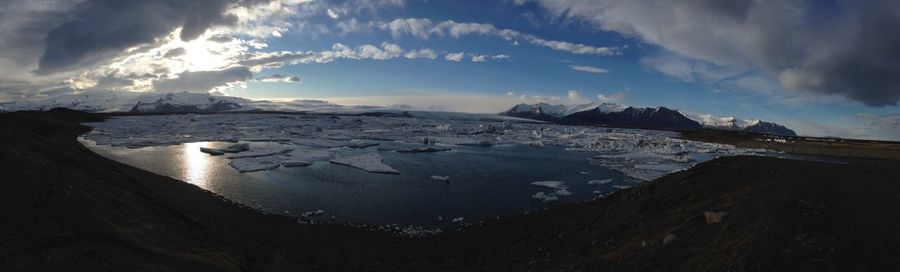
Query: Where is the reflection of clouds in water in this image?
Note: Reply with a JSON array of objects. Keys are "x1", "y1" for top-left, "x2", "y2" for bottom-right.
[{"x1": 183, "y1": 142, "x2": 211, "y2": 187}]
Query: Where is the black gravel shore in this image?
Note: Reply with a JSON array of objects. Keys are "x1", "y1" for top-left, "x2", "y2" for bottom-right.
[{"x1": 2, "y1": 109, "x2": 899, "y2": 271}]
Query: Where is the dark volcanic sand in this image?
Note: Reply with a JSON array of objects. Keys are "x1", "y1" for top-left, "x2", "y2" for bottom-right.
[{"x1": 1, "y1": 109, "x2": 899, "y2": 271}]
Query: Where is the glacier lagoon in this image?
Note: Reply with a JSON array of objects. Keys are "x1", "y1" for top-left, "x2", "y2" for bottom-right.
[
  {"x1": 82, "y1": 139, "x2": 635, "y2": 227},
  {"x1": 79, "y1": 113, "x2": 772, "y2": 228}
]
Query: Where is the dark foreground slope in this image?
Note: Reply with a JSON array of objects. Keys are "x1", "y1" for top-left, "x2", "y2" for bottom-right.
[{"x1": 2, "y1": 109, "x2": 899, "y2": 271}]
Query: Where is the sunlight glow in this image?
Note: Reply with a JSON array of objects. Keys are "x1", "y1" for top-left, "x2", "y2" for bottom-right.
[{"x1": 183, "y1": 142, "x2": 212, "y2": 187}]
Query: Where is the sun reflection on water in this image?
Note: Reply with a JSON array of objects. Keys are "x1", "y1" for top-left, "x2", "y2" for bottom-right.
[{"x1": 183, "y1": 142, "x2": 211, "y2": 187}]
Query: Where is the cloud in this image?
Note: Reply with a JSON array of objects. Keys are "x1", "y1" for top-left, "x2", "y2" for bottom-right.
[
  {"x1": 35, "y1": 0, "x2": 244, "y2": 74},
  {"x1": 527, "y1": 0, "x2": 900, "y2": 107},
  {"x1": 153, "y1": 66, "x2": 253, "y2": 93},
  {"x1": 855, "y1": 113, "x2": 900, "y2": 141},
  {"x1": 371, "y1": 18, "x2": 622, "y2": 56},
  {"x1": 569, "y1": 65, "x2": 608, "y2": 74},
  {"x1": 444, "y1": 52, "x2": 465, "y2": 62},
  {"x1": 471, "y1": 54, "x2": 510, "y2": 62},
  {"x1": 404, "y1": 49, "x2": 438, "y2": 59},
  {"x1": 567, "y1": 90, "x2": 582, "y2": 101},
  {"x1": 256, "y1": 74, "x2": 301, "y2": 83},
  {"x1": 596, "y1": 90, "x2": 630, "y2": 103}
]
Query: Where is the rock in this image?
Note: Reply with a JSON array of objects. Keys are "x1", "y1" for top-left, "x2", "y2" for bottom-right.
[
  {"x1": 704, "y1": 211, "x2": 728, "y2": 224},
  {"x1": 663, "y1": 234, "x2": 677, "y2": 245}
]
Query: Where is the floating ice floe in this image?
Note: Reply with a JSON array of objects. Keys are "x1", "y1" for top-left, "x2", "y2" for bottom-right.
[
  {"x1": 451, "y1": 217, "x2": 464, "y2": 223},
  {"x1": 199, "y1": 143, "x2": 249, "y2": 156},
  {"x1": 347, "y1": 140, "x2": 380, "y2": 148},
  {"x1": 612, "y1": 185, "x2": 632, "y2": 190},
  {"x1": 282, "y1": 160, "x2": 312, "y2": 167},
  {"x1": 330, "y1": 153, "x2": 400, "y2": 174},
  {"x1": 531, "y1": 181, "x2": 567, "y2": 190},
  {"x1": 229, "y1": 157, "x2": 283, "y2": 172},
  {"x1": 530, "y1": 181, "x2": 571, "y2": 201},
  {"x1": 588, "y1": 179, "x2": 613, "y2": 185},
  {"x1": 531, "y1": 191, "x2": 558, "y2": 203},
  {"x1": 301, "y1": 209, "x2": 325, "y2": 217},
  {"x1": 199, "y1": 147, "x2": 225, "y2": 156},
  {"x1": 430, "y1": 175, "x2": 451, "y2": 181}
]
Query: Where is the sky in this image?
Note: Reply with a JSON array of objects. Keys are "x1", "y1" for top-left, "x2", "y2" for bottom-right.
[{"x1": 1, "y1": 0, "x2": 899, "y2": 140}]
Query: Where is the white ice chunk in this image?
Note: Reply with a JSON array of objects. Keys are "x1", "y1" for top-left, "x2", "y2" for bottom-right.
[
  {"x1": 430, "y1": 175, "x2": 451, "y2": 181},
  {"x1": 531, "y1": 192, "x2": 558, "y2": 203},
  {"x1": 301, "y1": 209, "x2": 325, "y2": 217},
  {"x1": 588, "y1": 179, "x2": 613, "y2": 185},
  {"x1": 612, "y1": 185, "x2": 632, "y2": 190},
  {"x1": 330, "y1": 153, "x2": 400, "y2": 174},
  {"x1": 530, "y1": 181, "x2": 567, "y2": 190},
  {"x1": 451, "y1": 217, "x2": 464, "y2": 223},
  {"x1": 228, "y1": 157, "x2": 282, "y2": 172}
]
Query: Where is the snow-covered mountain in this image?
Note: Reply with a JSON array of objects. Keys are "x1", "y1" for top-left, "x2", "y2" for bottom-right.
[
  {"x1": 502, "y1": 102, "x2": 702, "y2": 131},
  {"x1": 685, "y1": 113, "x2": 797, "y2": 136},
  {"x1": 503, "y1": 102, "x2": 629, "y2": 121},
  {"x1": 129, "y1": 92, "x2": 247, "y2": 113},
  {"x1": 741, "y1": 120, "x2": 797, "y2": 136},
  {"x1": 0, "y1": 90, "x2": 250, "y2": 113}
]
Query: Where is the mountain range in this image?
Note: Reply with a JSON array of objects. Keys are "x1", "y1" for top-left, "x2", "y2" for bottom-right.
[
  {"x1": 502, "y1": 103, "x2": 797, "y2": 136},
  {"x1": 0, "y1": 90, "x2": 796, "y2": 136}
]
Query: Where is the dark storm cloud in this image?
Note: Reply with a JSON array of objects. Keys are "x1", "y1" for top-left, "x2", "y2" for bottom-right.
[
  {"x1": 528, "y1": 0, "x2": 900, "y2": 107},
  {"x1": 35, "y1": 0, "x2": 251, "y2": 74},
  {"x1": 153, "y1": 66, "x2": 253, "y2": 93}
]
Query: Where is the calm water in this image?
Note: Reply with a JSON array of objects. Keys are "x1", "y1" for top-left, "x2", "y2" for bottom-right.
[{"x1": 80, "y1": 139, "x2": 636, "y2": 227}]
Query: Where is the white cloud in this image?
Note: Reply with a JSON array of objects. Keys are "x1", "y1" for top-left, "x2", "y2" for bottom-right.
[
  {"x1": 596, "y1": 89, "x2": 630, "y2": 103},
  {"x1": 326, "y1": 8, "x2": 339, "y2": 19},
  {"x1": 403, "y1": 49, "x2": 437, "y2": 59},
  {"x1": 569, "y1": 65, "x2": 608, "y2": 74},
  {"x1": 567, "y1": 90, "x2": 582, "y2": 101},
  {"x1": 445, "y1": 52, "x2": 465, "y2": 62},
  {"x1": 369, "y1": 18, "x2": 622, "y2": 56}
]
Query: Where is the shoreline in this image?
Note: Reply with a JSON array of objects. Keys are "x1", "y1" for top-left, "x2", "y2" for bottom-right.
[{"x1": 2, "y1": 109, "x2": 899, "y2": 271}]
